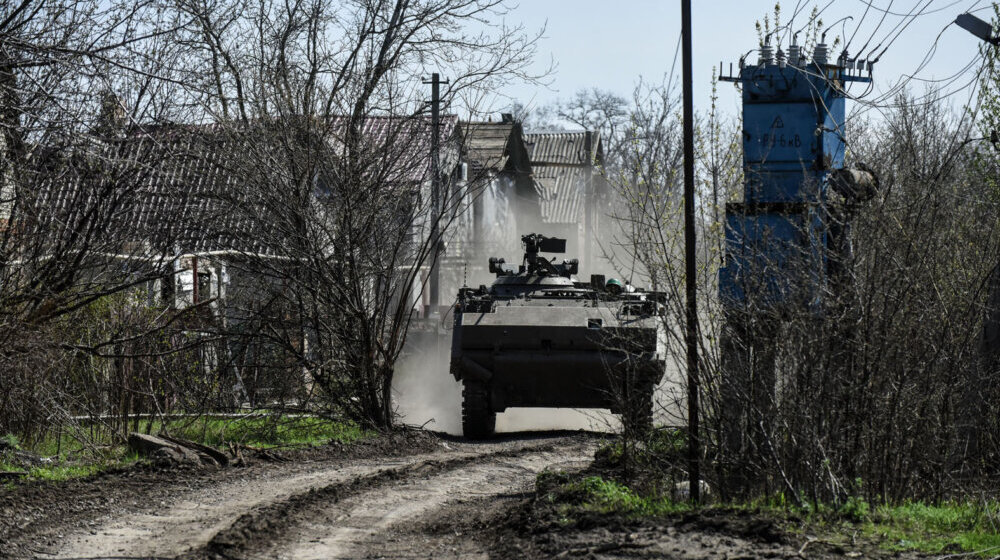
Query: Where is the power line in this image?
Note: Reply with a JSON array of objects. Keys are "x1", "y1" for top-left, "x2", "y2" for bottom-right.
[
  {"x1": 787, "y1": 0, "x2": 809, "y2": 39},
  {"x1": 856, "y1": 0, "x2": 985, "y2": 103},
  {"x1": 725, "y1": 1, "x2": 990, "y2": 155},
  {"x1": 866, "y1": 0, "x2": 935, "y2": 61},
  {"x1": 852, "y1": 0, "x2": 893, "y2": 56},
  {"x1": 793, "y1": 0, "x2": 837, "y2": 39},
  {"x1": 844, "y1": 0, "x2": 874, "y2": 51},
  {"x1": 879, "y1": 6, "x2": 942, "y2": 61},
  {"x1": 856, "y1": 0, "x2": 968, "y2": 17},
  {"x1": 862, "y1": 27, "x2": 983, "y2": 110},
  {"x1": 665, "y1": 30, "x2": 682, "y2": 95}
]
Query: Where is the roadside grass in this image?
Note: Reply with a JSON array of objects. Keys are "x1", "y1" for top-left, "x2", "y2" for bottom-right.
[
  {"x1": 860, "y1": 501, "x2": 1000, "y2": 555},
  {"x1": 0, "y1": 442, "x2": 143, "y2": 484},
  {"x1": 541, "y1": 473, "x2": 692, "y2": 520},
  {"x1": 539, "y1": 438, "x2": 1000, "y2": 557},
  {"x1": 0, "y1": 414, "x2": 370, "y2": 484},
  {"x1": 168, "y1": 415, "x2": 369, "y2": 449}
]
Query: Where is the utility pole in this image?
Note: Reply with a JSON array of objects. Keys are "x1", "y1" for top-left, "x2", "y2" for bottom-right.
[
  {"x1": 681, "y1": 0, "x2": 700, "y2": 503},
  {"x1": 954, "y1": 11, "x2": 1000, "y2": 453},
  {"x1": 423, "y1": 72, "x2": 448, "y2": 318},
  {"x1": 584, "y1": 130, "x2": 594, "y2": 272}
]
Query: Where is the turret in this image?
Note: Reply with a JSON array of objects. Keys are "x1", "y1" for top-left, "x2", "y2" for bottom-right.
[{"x1": 488, "y1": 233, "x2": 578, "y2": 279}]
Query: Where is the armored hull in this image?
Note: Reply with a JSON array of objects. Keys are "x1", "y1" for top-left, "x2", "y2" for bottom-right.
[{"x1": 449, "y1": 234, "x2": 667, "y2": 438}]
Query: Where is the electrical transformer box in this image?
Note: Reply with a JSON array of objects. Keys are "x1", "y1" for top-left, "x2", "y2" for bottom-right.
[{"x1": 719, "y1": 44, "x2": 870, "y2": 311}]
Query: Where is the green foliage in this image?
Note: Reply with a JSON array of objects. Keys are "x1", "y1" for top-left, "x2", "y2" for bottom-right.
[
  {"x1": 169, "y1": 415, "x2": 369, "y2": 449},
  {"x1": 859, "y1": 501, "x2": 1000, "y2": 554},
  {"x1": 645, "y1": 428, "x2": 686, "y2": 456},
  {"x1": 575, "y1": 477, "x2": 646, "y2": 513},
  {"x1": 840, "y1": 495, "x2": 870, "y2": 523},
  {"x1": 747, "y1": 497, "x2": 1000, "y2": 554},
  {"x1": 744, "y1": 491, "x2": 796, "y2": 512},
  {"x1": 536, "y1": 470, "x2": 572, "y2": 493},
  {"x1": 545, "y1": 474, "x2": 689, "y2": 518},
  {"x1": 538, "y1": 468, "x2": 1000, "y2": 557},
  {"x1": 596, "y1": 428, "x2": 686, "y2": 469},
  {"x1": 1, "y1": 434, "x2": 20, "y2": 450},
  {"x1": 24, "y1": 462, "x2": 119, "y2": 482},
  {"x1": 0, "y1": 415, "x2": 369, "y2": 486},
  {"x1": 1, "y1": 449, "x2": 142, "y2": 482}
]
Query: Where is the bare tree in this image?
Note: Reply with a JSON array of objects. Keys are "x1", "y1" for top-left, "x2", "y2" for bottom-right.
[
  {"x1": 707, "y1": 89, "x2": 1000, "y2": 502},
  {"x1": 596, "y1": 65, "x2": 999, "y2": 505},
  {"x1": 0, "y1": 0, "x2": 211, "y2": 444},
  {"x1": 160, "y1": 0, "x2": 544, "y2": 430}
]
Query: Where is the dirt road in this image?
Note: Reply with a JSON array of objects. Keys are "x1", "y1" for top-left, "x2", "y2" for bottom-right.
[{"x1": 7, "y1": 433, "x2": 598, "y2": 560}]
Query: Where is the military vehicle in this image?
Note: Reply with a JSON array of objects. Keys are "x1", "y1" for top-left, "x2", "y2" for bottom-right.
[{"x1": 449, "y1": 233, "x2": 667, "y2": 438}]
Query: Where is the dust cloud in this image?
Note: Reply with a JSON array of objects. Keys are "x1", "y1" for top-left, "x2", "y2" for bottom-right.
[
  {"x1": 392, "y1": 336, "x2": 463, "y2": 434},
  {"x1": 392, "y1": 335, "x2": 619, "y2": 435}
]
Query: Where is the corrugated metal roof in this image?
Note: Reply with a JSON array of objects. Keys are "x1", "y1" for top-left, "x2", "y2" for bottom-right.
[
  {"x1": 524, "y1": 130, "x2": 602, "y2": 166},
  {"x1": 33, "y1": 116, "x2": 461, "y2": 256},
  {"x1": 534, "y1": 166, "x2": 587, "y2": 225},
  {"x1": 32, "y1": 127, "x2": 282, "y2": 255},
  {"x1": 524, "y1": 131, "x2": 602, "y2": 224},
  {"x1": 329, "y1": 115, "x2": 460, "y2": 183}
]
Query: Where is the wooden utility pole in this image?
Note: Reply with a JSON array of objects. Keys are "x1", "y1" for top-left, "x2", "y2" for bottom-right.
[
  {"x1": 681, "y1": 0, "x2": 700, "y2": 503},
  {"x1": 584, "y1": 130, "x2": 594, "y2": 271},
  {"x1": 423, "y1": 72, "x2": 448, "y2": 317}
]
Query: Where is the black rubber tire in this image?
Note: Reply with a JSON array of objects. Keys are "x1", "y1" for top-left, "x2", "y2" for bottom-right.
[{"x1": 461, "y1": 381, "x2": 496, "y2": 439}]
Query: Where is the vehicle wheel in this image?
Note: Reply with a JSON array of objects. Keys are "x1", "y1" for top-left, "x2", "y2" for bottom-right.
[
  {"x1": 622, "y1": 385, "x2": 654, "y2": 437},
  {"x1": 462, "y1": 381, "x2": 496, "y2": 439}
]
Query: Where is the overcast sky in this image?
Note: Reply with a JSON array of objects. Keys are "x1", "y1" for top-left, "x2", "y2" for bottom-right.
[{"x1": 487, "y1": 0, "x2": 994, "y2": 124}]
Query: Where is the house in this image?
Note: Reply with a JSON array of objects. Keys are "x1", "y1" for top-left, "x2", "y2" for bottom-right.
[
  {"x1": 23, "y1": 114, "x2": 468, "y2": 399},
  {"x1": 27, "y1": 112, "x2": 553, "y2": 340},
  {"x1": 524, "y1": 130, "x2": 607, "y2": 275},
  {"x1": 439, "y1": 115, "x2": 540, "y2": 294},
  {"x1": 341, "y1": 115, "x2": 465, "y2": 317}
]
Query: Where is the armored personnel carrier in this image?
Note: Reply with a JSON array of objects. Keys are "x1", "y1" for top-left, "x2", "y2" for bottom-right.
[{"x1": 449, "y1": 233, "x2": 667, "y2": 438}]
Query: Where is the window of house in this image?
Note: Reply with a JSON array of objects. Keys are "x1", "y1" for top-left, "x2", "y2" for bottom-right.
[
  {"x1": 196, "y1": 271, "x2": 212, "y2": 302},
  {"x1": 161, "y1": 272, "x2": 175, "y2": 307}
]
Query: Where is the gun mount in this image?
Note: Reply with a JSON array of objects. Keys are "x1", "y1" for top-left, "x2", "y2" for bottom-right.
[{"x1": 488, "y1": 233, "x2": 579, "y2": 279}]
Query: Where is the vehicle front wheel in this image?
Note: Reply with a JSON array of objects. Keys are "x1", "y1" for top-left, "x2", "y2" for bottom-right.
[{"x1": 461, "y1": 381, "x2": 496, "y2": 439}]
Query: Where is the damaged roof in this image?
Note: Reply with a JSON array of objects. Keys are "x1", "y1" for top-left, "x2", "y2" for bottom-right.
[{"x1": 460, "y1": 120, "x2": 532, "y2": 176}]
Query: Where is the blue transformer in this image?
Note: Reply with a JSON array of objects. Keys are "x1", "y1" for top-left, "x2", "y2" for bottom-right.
[{"x1": 719, "y1": 44, "x2": 870, "y2": 312}]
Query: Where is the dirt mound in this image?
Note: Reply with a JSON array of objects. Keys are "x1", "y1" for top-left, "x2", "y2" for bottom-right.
[
  {"x1": 484, "y1": 484, "x2": 920, "y2": 559},
  {"x1": 675, "y1": 509, "x2": 787, "y2": 544}
]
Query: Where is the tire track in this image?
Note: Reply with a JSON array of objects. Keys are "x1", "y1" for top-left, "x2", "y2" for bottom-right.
[
  {"x1": 184, "y1": 438, "x2": 592, "y2": 560},
  {"x1": 42, "y1": 456, "x2": 423, "y2": 560},
  {"x1": 43, "y1": 434, "x2": 591, "y2": 560},
  {"x1": 265, "y1": 444, "x2": 596, "y2": 560}
]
